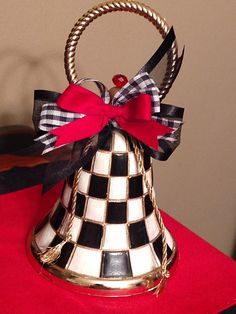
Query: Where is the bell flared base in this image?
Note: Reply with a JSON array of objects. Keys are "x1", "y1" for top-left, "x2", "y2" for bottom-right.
[
  {"x1": 28, "y1": 232, "x2": 177, "y2": 297},
  {"x1": 28, "y1": 130, "x2": 178, "y2": 297}
]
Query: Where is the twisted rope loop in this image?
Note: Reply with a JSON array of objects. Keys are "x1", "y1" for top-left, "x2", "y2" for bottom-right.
[{"x1": 64, "y1": 0, "x2": 178, "y2": 101}]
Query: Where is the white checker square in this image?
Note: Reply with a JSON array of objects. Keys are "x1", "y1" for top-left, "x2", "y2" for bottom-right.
[
  {"x1": 68, "y1": 247, "x2": 102, "y2": 277},
  {"x1": 61, "y1": 183, "x2": 72, "y2": 208},
  {"x1": 127, "y1": 197, "x2": 144, "y2": 222},
  {"x1": 49, "y1": 200, "x2": 60, "y2": 216},
  {"x1": 103, "y1": 224, "x2": 129, "y2": 250},
  {"x1": 78, "y1": 171, "x2": 91, "y2": 194},
  {"x1": 59, "y1": 214, "x2": 82, "y2": 242},
  {"x1": 93, "y1": 151, "x2": 111, "y2": 175},
  {"x1": 128, "y1": 152, "x2": 139, "y2": 175},
  {"x1": 145, "y1": 211, "x2": 160, "y2": 241},
  {"x1": 113, "y1": 131, "x2": 127, "y2": 152},
  {"x1": 35, "y1": 222, "x2": 56, "y2": 251},
  {"x1": 85, "y1": 197, "x2": 107, "y2": 223},
  {"x1": 129, "y1": 244, "x2": 158, "y2": 276},
  {"x1": 143, "y1": 169, "x2": 153, "y2": 194},
  {"x1": 165, "y1": 228, "x2": 174, "y2": 250},
  {"x1": 109, "y1": 177, "x2": 127, "y2": 200}
]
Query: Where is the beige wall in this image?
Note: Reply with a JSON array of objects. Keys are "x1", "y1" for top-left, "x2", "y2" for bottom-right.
[{"x1": 0, "y1": 0, "x2": 235, "y2": 257}]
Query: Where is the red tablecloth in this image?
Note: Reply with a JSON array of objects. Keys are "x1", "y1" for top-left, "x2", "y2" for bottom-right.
[{"x1": 0, "y1": 184, "x2": 235, "y2": 314}]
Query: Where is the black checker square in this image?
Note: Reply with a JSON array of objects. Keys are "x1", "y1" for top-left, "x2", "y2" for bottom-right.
[
  {"x1": 75, "y1": 193, "x2": 86, "y2": 217},
  {"x1": 88, "y1": 175, "x2": 108, "y2": 199},
  {"x1": 144, "y1": 153, "x2": 151, "y2": 171},
  {"x1": 106, "y1": 202, "x2": 127, "y2": 224},
  {"x1": 78, "y1": 221, "x2": 103, "y2": 249},
  {"x1": 101, "y1": 251, "x2": 132, "y2": 278},
  {"x1": 128, "y1": 220, "x2": 149, "y2": 248},
  {"x1": 128, "y1": 175, "x2": 143, "y2": 199},
  {"x1": 110, "y1": 153, "x2": 128, "y2": 176},
  {"x1": 99, "y1": 135, "x2": 112, "y2": 151},
  {"x1": 49, "y1": 235, "x2": 74, "y2": 268},
  {"x1": 83, "y1": 158, "x2": 93, "y2": 171},
  {"x1": 153, "y1": 236, "x2": 173, "y2": 262},
  {"x1": 55, "y1": 242, "x2": 75, "y2": 268},
  {"x1": 144, "y1": 194, "x2": 154, "y2": 216},
  {"x1": 49, "y1": 234, "x2": 63, "y2": 247},
  {"x1": 68, "y1": 174, "x2": 75, "y2": 187},
  {"x1": 50, "y1": 203, "x2": 66, "y2": 231}
]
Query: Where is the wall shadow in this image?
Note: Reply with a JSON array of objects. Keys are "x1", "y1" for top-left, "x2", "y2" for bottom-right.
[
  {"x1": 0, "y1": 48, "x2": 64, "y2": 126},
  {"x1": 231, "y1": 228, "x2": 236, "y2": 260}
]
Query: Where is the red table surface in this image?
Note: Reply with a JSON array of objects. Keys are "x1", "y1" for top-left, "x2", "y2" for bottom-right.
[{"x1": 0, "y1": 184, "x2": 235, "y2": 314}]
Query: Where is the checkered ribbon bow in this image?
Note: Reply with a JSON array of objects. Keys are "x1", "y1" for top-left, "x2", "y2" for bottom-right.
[{"x1": 36, "y1": 72, "x2": 180, "y2": 154}]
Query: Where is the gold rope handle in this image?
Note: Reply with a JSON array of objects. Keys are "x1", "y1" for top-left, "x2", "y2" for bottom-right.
[{"x1": 64, "y1": 0, "x2": 178, "y2": 100}]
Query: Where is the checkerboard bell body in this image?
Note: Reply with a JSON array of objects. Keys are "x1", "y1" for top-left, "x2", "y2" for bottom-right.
[{"x1": 30, "y1": 129, "x2": 177, "y2": 296}]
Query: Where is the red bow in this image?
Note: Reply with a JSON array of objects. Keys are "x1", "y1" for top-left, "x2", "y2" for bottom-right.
[{"x1": 50, "y1": 84, "x2": 173, "y2": 150}]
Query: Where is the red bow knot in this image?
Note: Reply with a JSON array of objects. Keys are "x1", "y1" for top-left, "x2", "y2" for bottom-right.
[
  {"x1": 50, "y1": 84, "x2": 173, "y2": 150},
  {"x1": 104, "y1": 105, "x2": 124, "y2": 120}
]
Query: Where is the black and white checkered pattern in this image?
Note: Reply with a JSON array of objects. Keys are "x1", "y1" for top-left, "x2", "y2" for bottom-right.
[
  {"x1": 154, "y1": 116, "x2": 182, "y2": 143},
  {"x1": 34, "y1": 129, "x2": 175, "y2": 279},
  {"x1": 112, "y1": 72, "x2": 160, "y2": 114},
  {"x1": 36, "y1": 104, "x2": 84, "y2": 153}
]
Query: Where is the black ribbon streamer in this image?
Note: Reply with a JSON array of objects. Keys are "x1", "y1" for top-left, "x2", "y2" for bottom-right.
[{"x1": 139, "y1": 27, "x2": 176, "y2": 74}]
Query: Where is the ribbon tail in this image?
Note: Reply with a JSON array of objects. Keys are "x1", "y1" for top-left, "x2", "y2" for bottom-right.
[
  {"x1": 119, "y1": 120, "x2": 173, "y2": 150},
  {"x1": 50, "y1": 115, "x2": 108, "y2": 148},
  {"x1": 56, "y1": 84, "x2": 106, "y2": 114}
]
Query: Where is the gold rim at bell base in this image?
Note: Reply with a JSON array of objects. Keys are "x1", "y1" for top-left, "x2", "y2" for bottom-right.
[{"x1": 28, "y1": 234, "x2": 177, "y2": 297}]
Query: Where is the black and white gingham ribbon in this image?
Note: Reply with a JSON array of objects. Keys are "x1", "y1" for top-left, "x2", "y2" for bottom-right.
[
  {"x1": 112, "y1": 72, "x2": 160, "y2": 113},
  {"x1": 36, "y1": 72, "x2": 181, "y2": 154}
]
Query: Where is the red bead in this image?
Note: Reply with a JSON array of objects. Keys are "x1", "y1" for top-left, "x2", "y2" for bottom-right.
[{"x1": 112, "y1": 74, "x2": 128, "y2": 88}]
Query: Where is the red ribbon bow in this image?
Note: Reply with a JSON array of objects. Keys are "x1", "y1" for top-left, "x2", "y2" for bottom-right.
[{"x1": 50, "y1": 84, "x2": 173, "y2": 150}]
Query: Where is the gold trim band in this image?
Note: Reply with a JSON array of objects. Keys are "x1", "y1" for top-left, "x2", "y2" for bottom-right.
[{"x1": 29, "y1": 232, "x2": 177, "y2": 297}]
